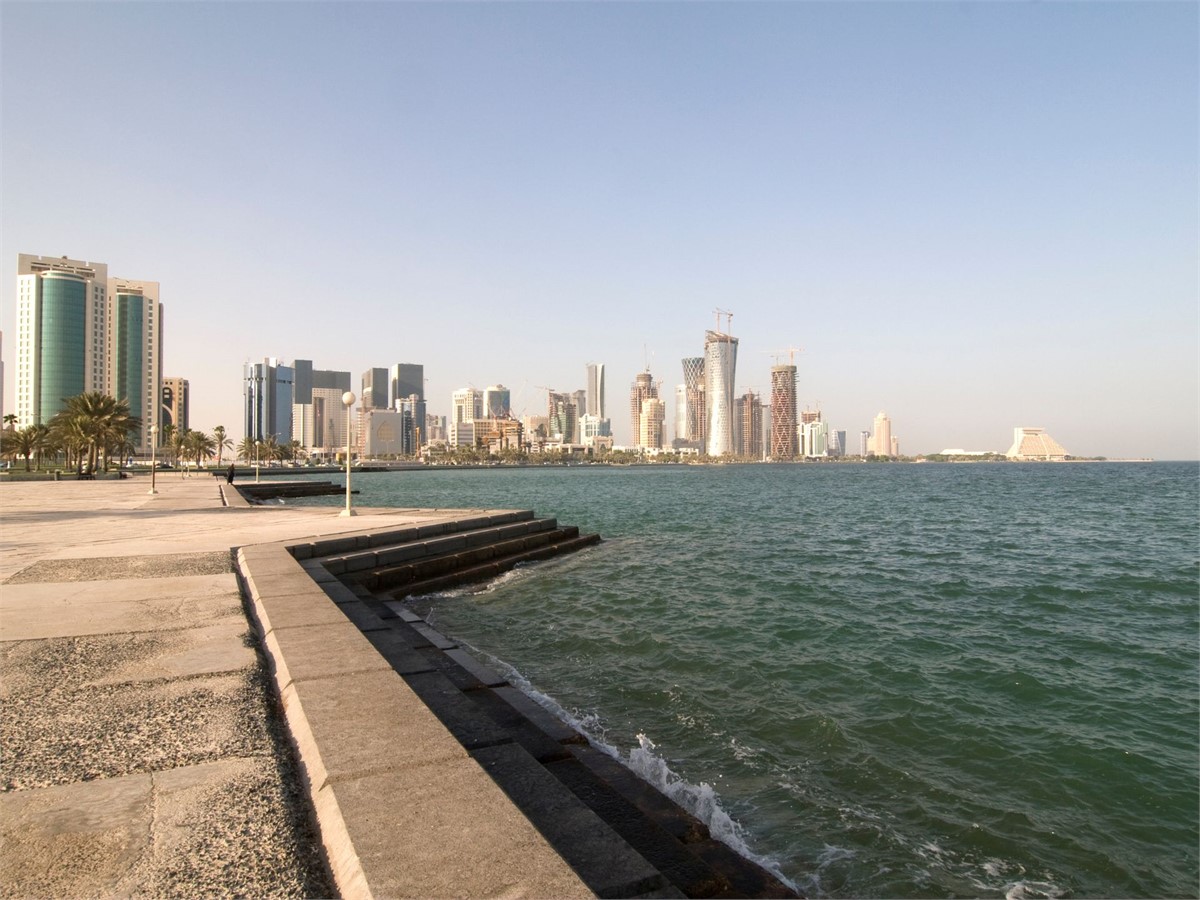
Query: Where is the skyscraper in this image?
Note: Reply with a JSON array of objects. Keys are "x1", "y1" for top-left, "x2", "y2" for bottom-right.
[
  {"x1": 738, "y1": 391, "x2": 764, "y2": 459},
  {"x1": 390, "y1": 364, "x2": 423, "y2": 408},
  {"x1": 548, "y1": 391, "x2": 578, "y2": 443},
  {"x1": 482, "y1": 385, "x2": 511, "y2": 418},
  {"x1": 107, "y1": 277, "x2": 162, "y2": 453},
  {"x1": 361, "y1": 368, "x2": 389, "y2": 410},
  {"x1": 15, "y1": 254, "x2": 109, "y2": 428},
  {"x1": 769, "y1": 365, "x2": 798, "y2": 460},
  {"x1": 586, "y1": 363, "x2": 606, "y2": 418},
  {"x1": 244, "y1": 358, "x2": 294, "y2": 444},
  {"x1": 704, "y1": 330, "x2": 738, "y2": 457},
  {"x1": 678, "y1": 357, "x2": 706, "y2": 448},
  {"x1": 161, "y1": 377, "x2": 190, "y2": 433},
  {"x1": 450, "y1": 387, "x2": 482, "y2": 447},
  {"x1": 639, "y1": 396, "x2": 665, "y2": 449},
  {"x1": 871, "y1": 411, "x2": 893, "y2": 457},
  {"x1": 629, "y1": 370, "x2": 657, "y2": 448}
]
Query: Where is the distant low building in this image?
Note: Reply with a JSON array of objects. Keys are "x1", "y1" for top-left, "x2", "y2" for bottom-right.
[{"x1": 1006, "y1": 427, "x2": 1069, "y2": 460}]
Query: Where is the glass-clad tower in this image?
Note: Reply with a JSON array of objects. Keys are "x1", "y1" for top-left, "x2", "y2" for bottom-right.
[
  {"x1": 15, "y1": 255, "x2": 108, "y2": 428},
  {"x1": 108, "y1": 278, "x2": 162, "y2": 454},
  {"x1": 704, "y1": 330, "x2": 738, "y2": 456}
]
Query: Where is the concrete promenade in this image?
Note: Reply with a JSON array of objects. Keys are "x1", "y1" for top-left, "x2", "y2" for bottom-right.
[{"x1": 0, "y1": 474, "x2": 591, "y2": 898}]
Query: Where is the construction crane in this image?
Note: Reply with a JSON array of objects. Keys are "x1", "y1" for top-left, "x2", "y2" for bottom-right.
[
  {"x1": 713, "y1": 308, "x2": 733, "y2": 334},
  {"x1": 764, "y1": 347, "x2": 804, "y2": 366}
]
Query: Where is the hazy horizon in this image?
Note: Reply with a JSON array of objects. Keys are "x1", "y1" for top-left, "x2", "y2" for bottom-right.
[{"x1": 2, "y1": 2, "x2": 1196, "y2": 458}]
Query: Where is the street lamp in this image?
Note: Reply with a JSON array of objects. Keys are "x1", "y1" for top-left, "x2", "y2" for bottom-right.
[
  {"x1": 148, "y1": 424, "x2": 159, "y2": 495},
  {"x1": 255, "y1": 440, "x2": 261, "y2": 483},
  {"x1": 341, "y1": 391, "x2": 356, "y2": 517}
]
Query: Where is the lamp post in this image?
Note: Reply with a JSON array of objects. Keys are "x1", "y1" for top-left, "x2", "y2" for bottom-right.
[
  {"x1": 148, "y1": 424, "x2": 159, "y2": 495},
  {"x1": 255, "y1": 441, "x2": 261, "y2": 483},
  {"x1": 341, "y1": 391, "x2": 356, "y2": 517}
]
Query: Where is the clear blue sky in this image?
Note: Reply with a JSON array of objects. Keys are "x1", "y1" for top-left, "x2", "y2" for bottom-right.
[{"x1": 3, "y1": 1, "x2": 1196, "y2": 457}]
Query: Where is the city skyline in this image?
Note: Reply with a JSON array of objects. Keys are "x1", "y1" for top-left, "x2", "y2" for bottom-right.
[{"x1": 1, "y1": 3, "x2": 1195, "y2": 458}]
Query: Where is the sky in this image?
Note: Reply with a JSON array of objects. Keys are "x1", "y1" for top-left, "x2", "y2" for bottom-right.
[{"x1": 2, "y1": 1, "x2": 1196, "y2": 458}]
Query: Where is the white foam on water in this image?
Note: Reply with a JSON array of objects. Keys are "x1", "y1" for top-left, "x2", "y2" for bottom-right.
[
  {"x1": 1005, "y1": 879, "x2": 1068, "y2": 900},
  {"x1": 444, "y1": 641, "x2": 800, "y2": 894}
]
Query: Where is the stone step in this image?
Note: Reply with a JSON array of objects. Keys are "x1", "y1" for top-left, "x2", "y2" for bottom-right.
[
  {"x1": 363, "y1": 523, "x2": 575, "y2": 592},
  {"x1": 385, "y1": 532, "x2": 601, "y2": 600},
  {"x1": 321, "y1": 516, "x2": 557, "y2": 576},
  {"x1": 289, "y1": 510, "x2": 536, "y2": 561}
]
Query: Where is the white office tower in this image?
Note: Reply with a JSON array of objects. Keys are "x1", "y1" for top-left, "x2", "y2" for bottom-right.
[
  {"x1": 704, "y1": 330, "x2": 738, "y2": 456},
  {"x1": 450, "y1": 387, "x2": 482, "y2": 447},
  {"x1": 586, "y1": 363, "x2": 606, "y2": 418},
  {"x1": 15, "y1": 254, "x2": 109, "y2": 428}
]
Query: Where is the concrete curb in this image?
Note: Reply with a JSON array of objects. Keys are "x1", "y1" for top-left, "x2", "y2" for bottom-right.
[{"x1": 235, "y1": 542, "x2": 593, "y2": 900}]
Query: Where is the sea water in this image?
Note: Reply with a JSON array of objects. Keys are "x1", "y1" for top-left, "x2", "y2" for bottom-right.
[{"x1": 295, "y1": 462, "x2": 1198, "y2": 898}]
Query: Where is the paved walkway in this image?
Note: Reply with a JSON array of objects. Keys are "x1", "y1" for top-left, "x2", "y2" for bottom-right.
[{"x1": 0, "y1": 474, "x2": 591, "y2": 898}]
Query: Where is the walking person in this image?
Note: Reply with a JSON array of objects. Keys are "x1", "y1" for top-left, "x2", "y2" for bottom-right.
[{"x1": 226, "y1": 463, "x2": 235, "y2": 484}]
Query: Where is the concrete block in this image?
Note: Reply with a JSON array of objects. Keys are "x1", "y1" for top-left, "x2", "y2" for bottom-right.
[
  {"x1": 567, "y1": 746, "x2": 711, "y2": 846},
  {"x1": 253, "y1": 589, "x2": 350, "y2": 634},
  {"x1": 402, "y1": 671, "x2": 511, "y2": 750},
  {"x1": 471, "y1": 743, "x2": 668, "y2": 898},
  {"x1": 408, "y1": 622, "x2": 457, "y2": 650},
  {"x1": 467, "y1": 690, "x2": 572, "y2": 763},
  {"x1": 245, "y1": 569, "x2": 325, "y2": 603},
  {"x1": 313, "y1": 761, "x2": 591, "y2": 900},
  {"x1": 382, "y1": 601, "x2": 423, "y2": 623},
  {"x1": 341, "y1": 553, "x2": 379, "y2": 574},
  {"x1": 264, "y1": 622, "x2": 390, "y2": 689},
  {"x1": 319, "y1": 581, "x2": 361, "y2": 605},
  {"x1": 335, "y1": 601, "x2": 389, "y2": 632},
  {"x1": 375, "y1": 543, "x2": 426, "y2": 566},
  {"x1": 311, "y1": 536, "x2": 358, "y2": 557},
  {"x1": 443, "y1": 648, "x2": 508, "y2": 688},
  {"x1": 366, "y1": 526, "x2": 419, "y2": 548},
  {"x1": 492, "y1": 685, "x2": 582, "y2": 745},
  {"x1": 463, "y1": 527, "x2": 501, "y2": 548},
  {"x1": 546, "y1": 756, "x2": 729, "y2": 898},
  {"x1": 423, "y1": 534, "x2": 467, "y2": 556},
  {"x1": 362, "y1": 629, "x2": 438, "y2": 676},
  {"x1": 281, "y1": 669, "x2": 465, "y2": 792}
]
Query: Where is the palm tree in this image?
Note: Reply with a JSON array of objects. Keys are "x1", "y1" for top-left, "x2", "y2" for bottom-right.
[
  {"x1": 285, "y1": 439, "x2": 306, "y2": 464},
  {"x1": 3, "y1": 413, "x2": 17, "y2": 432},
  {"x1": 212, "y1": 425, "x2": 233, "y2": 468},
  {"x1": 260, "y1": 434, "x2": 281, "y2": 465},
  {"x1": 170, "y1": 428, "x2": 188, "y2": 470},
  {"x1": 160, "y1": 423, "x2": 178, "y2": 465},
  {"x1": 50, "y1": 392, "x2": 137, "y2": 474},
  {"x1": 184, "y1": 430, "x2": 216, "y2": 470},
  {"x1": 237, "y1": 436, "x2": 257, "y2": 463},
  {"x1": 2, "y1": 425, "x2": 38, "y2": 471}
]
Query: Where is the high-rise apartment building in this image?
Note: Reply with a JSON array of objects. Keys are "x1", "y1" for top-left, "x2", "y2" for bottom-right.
[
  {"x1": 548, "y1": 391, "x2": 578, "y2": 443},
  {"x1": 107, "y1": 277, "x2": 161, "y2": 453},
  {"x1": 769, "y1": 365, "x2": 797, "y2": 460},
  {"x1": 483, "y1": 385, "x2": 511, "y2": 418},
  {"x1": 639, "y1": 396, "x2": 665, "y2": 449},
  {"x1": 704, "y1": 331, "x2": 738, "y2": 456},
  {"x1": 871, "y1": 411, "x2": 893, "y2": 457},
  {"x1": 15, "y1": 254, "x2": 109, "y2": 428},
  {"x1": 161, "y1": 377, "x2": 190, "y2": 433},
  {"x1": 859, "y1": 430, "x2": 871, "y2": 457},
  {"x1": 586, "y1": 363, "x2": 606, "y2": 418},
  {"x1": 629, "y1": 370, "x2": 657, "y2": 449},
  {"x1": 737, "y1": 391, "x2": 764, "y2": 459}
]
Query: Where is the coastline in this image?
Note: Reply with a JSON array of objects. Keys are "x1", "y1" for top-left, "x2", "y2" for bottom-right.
[{"x1": 0, "y1": 475, "x2": 799, "y2": 898}]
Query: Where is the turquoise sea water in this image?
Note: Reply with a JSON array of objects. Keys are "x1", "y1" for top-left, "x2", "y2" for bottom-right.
[{"x1": 296, "y1": 462, "x2": 1198, "y2": 898}]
